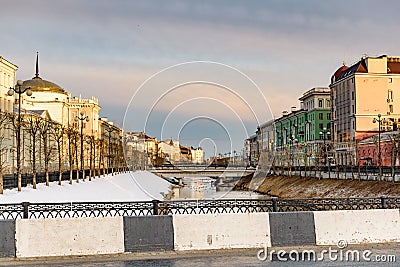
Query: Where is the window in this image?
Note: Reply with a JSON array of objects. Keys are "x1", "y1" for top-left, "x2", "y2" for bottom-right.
[
  {"x1": 389, "y1": 78, "x2": 393, "y2": 83},
  {"x1": 352, "y1": 91, "x2": 354, "y2": 100},
  {"x1": 319, "y1": 113, "x2": 323, "y2": 120},
  {"x1": 326, "y1": 99, "x2": 330, "y2": 108},
  {"x1": 389, "y1": 105, "x2": 393, "y2": 113},
  {"x1": 388, "y1": 90, "x2": 393, "y2": 100},
  {"x1": 319, "y1": 123, "x2": 323, "y2": 130},
  {"x1": 318, "y1": 99, "x2": 323, "y2": 108},
  {"x1": 327, "y1": 113, "x2": 331, "y2": 120}
]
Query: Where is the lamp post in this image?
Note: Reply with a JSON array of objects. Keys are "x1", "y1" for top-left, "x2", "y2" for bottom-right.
[
  {"x1": 291, "y1": 124, "x2": 298, "y2": 161},
  {"x1": 8, "y1": 80, "x2": 32, "y2": 191},
  {"x1": 75, "y1": 112, "x2": 89, "y2": 180},
  {"x1": 105, "y1": 127, "x2": 114, "y2": 175},
  {"x1": 319, "y1": 127, "x2": 330, "y2": 165},
  {"x1": 373, "y1": 114, "x2": 386, "y2": 180}
]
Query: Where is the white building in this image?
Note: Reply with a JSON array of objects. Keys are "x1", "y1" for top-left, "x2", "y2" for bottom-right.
[
  {"x1": 158, "y1": 139, "x2": 181, "y2": 162},
  {"x1": 191, "y1": 147, "x2": 205, "y2": 164},
  {"x1": 19, "y1": 54, "x2": 101, "y2": 137},
  {"x1": 0, "y1": 56, "x2": 17, "y2": 113}
]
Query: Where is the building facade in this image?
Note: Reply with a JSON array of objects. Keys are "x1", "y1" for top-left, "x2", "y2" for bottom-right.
[
  {"x1": 330, "y1": 55, "x2": 400, "y2": 164},
  {"x1": 357, "y1": 131, "x2": 400, "y2": 166},
  {"x1": 20, "y1": 56, "x2": 101, "y2": 138},
  {"x1": 191, "y1": 147, "x2": 205, "y2": 164},
  {"x1": 0, "y1": 56, "x2": 17, "y2": 113}
]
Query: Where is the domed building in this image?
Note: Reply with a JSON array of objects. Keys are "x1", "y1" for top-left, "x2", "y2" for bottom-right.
[{"x1": 20, "y1": 53, "x2": 101, "y2": 136}]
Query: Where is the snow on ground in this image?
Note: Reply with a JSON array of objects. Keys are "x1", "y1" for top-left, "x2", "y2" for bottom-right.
[{"x1": 0, "y1": 171, "x2": 171, "y2": 203}]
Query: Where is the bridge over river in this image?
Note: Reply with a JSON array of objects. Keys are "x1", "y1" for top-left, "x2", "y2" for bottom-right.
[{"x1": 149, "y1": 165, "x2": 255, "y2": 178}]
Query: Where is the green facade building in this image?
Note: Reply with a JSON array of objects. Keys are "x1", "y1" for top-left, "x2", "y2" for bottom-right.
[{"x1": 275, "y1": 87, "x2": 331, "y2": 151}]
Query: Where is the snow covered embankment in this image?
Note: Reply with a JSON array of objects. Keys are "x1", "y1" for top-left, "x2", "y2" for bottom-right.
[{"x1": 0, "y1": 171, "x2": 171, "y2": 203}]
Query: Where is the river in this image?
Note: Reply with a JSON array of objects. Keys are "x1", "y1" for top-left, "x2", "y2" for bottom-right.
[{"x1": 171, "y1": 176, "x2": 262, "y2": 199}]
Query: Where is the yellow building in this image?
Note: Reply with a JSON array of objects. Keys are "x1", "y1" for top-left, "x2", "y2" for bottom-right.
[{"x1": 330, "y1": 55, "x2": 400, "y2": 164}]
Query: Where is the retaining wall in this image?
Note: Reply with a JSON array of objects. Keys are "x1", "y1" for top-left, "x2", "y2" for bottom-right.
[
  {"x1": 123, "y1": 216, "x2": 174, "y2": 252},
  {"x1": 173, "y1": 213, "x2": 271, "y2": 250},
  {"x1": 0, "y1": 209, "x2": 399, "y2": 258},
  {"x1": 269, "y1": 212, "x2": 316, "y2": 246},
  {"x1": 313, "y1": 209, "x2": 400, "y2": 246},
  {"x1": 15, "y1": 217, "x2": 124, "y2": 257},
  {"x1": 0, "y1": 221, "x2": 15, "y2": 258}
]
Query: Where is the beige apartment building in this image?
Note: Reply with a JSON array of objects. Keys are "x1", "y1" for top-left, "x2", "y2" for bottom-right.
[{"x1": 330, "y1": 55, "x2": 400, "y2": 164}]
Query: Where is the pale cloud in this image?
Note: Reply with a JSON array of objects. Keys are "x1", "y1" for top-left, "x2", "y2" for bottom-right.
[{"x1": 2, "y1": 0, "x2": 400, "y2": 150}]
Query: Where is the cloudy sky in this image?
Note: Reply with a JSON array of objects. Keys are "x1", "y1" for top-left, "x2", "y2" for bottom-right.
[{"x1": 2, "y1": 0, "x2": 400, "y2": 156}]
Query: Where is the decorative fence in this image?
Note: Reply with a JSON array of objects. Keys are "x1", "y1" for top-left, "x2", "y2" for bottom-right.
[{"x1": 1, "y1": 197, "x2": 400, "y2": 220}]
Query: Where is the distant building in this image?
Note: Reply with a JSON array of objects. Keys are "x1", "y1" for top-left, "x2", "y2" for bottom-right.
[
  {"x1": 99, "y1": 118, "x2": 123, "y2": 170},
  {"x1": 191, "y1": 147, "x2": 204, "y2": 164},
  {"x1": 158, "y1": 139, "x2": 181, "y2": 162},
  {"x1": 257, "y1": 120, "x2": 275, "y2": 152},
  {"x1": 245, "y1": 134, "x2": 258, "y2": 167}
]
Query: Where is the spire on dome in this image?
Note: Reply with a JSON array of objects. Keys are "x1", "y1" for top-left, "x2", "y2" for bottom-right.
[{"x1": 33, "y1": 52, "x2": 42, "y2": 80}]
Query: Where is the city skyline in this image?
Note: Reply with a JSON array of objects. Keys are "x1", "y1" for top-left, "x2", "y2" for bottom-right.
[{"x1": 2, "y1": 0, "x2": 400, "y2": 155}]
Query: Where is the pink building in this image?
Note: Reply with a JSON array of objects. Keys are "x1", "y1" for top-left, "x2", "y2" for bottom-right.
[{"x1": 357, "y1": 131, "x2": 400, "y2": 166}]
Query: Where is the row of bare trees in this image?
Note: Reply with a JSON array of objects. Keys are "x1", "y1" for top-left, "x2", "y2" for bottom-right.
[{"x1": 0, "y1": 111, "x2": 126, "y2": 193}]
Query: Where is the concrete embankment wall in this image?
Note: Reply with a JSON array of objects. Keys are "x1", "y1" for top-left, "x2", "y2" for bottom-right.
[
  {"x1": 313, "y1": 209, "x2": 400, "y2": 245},
  {"x1": 1, "y1": 209, "x2": 400, "y2": 258},
  {"x1": 173, "y1": 213, "x2": 271, "y2": 250},
  {"x1": 15, "y1": 217, "x2": 125, "y2": 257}
]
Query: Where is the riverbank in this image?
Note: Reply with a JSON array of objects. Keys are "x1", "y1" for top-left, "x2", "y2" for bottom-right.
[{"x1": 233, "y1": 174, "x2": 400, "y2": 198}]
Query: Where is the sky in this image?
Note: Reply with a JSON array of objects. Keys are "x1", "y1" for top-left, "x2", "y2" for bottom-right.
[{"x1": 2, "y1": 0, "x2": 400, "y2": 157}]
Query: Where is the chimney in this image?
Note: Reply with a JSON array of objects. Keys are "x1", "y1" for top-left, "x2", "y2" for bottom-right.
[
  {"x1": 291, "y1": 106, "x2": 297, "y2": 112},
  {"x1": 282, "y1": 110, "x2": 288, "y2": 116}
]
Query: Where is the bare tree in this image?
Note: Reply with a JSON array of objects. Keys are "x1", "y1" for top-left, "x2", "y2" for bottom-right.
[
  {"x1": 98, "y1": 139, "x2": 106, "y2": 177},
  {"x1": 75, "y1": 130, "x2": 80, "y2": 182},
  {"x1": 6, "y1": 112, "x2": 19, "y2": 189},
  {"x1": 389, "y1": 134, "x2": 400, "y2": 182},
  {"x1": 25, "y1": 114, "x2": 41, "y2": 189},
  {"x1": 65, "y1": 126, "x2": 78, "y2": 184},
  {"x1": 51, "y1": 122, "x2": 65, "y2": 185},
  {"x1": 0, "y1": 112, "x2": 10, "y2": 194},
  {"x1": 38, "y1": 119, "x2": 54, "y2": 186},
  {"x1": 86, "y1": 134, "x2": 95, "y2": 181}
]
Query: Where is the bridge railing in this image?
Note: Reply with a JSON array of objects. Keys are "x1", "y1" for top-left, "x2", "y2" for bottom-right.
[{"x1": 0, "y1": 197, "x2": 399, "y2": 220}]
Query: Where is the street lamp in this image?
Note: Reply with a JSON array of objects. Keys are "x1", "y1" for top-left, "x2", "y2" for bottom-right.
[
  {"x1": 319, "y1": 127, "x2": 330, "y2": 145},
  {"x1": 319, "y1": 127, "x2": 330, "y2": 165},
  {"x1": 283, "y1": 127, "x2": 288, "y2": 147},
  {"x1": 105, "y1": 126, "x2": 114, "y2": 175},
  {"x1": 75, "y1": 112, "x2": 89, "y2": 180},
  {"x1": 8, "y1": 80, "x2": 32, "y2": 191},
  {"x1": 373, "y1": 114, "x2": 386, "y2": 180}
]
